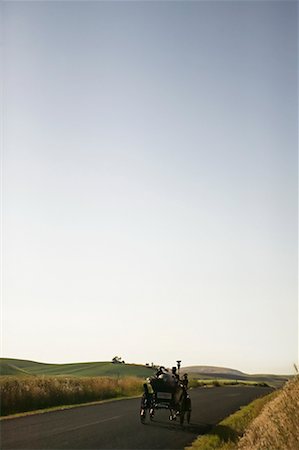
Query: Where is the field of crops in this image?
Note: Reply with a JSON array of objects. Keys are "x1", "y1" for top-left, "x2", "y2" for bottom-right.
[{"x1": 0, "y1": 375, "x2": 144, "y2": 416}]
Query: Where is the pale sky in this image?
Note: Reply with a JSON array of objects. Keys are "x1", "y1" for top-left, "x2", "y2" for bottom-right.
[{"x1": 1, "y1": 1, "x2": 298, "y2": 374}]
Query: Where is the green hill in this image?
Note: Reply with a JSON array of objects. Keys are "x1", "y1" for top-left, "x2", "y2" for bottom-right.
[
  {"x1": 0, "y1": 362, "x2": 32, "y2": 376},
  {"x1": 1, "y1": 359, "x2": 289, "y2": 388},
  {"x1": 0, "y1": 358, "x2": 155, "y2": 378}
]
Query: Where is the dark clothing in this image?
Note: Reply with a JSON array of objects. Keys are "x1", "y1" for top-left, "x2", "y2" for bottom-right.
[{"x1": 182, "y1": 378, "x2": 189, "y2": 390}]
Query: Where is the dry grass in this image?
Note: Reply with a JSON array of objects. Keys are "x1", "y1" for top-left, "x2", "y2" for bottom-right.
[
  {"x1": 238, "y1": 376, "x2": 299, "y2": 450},
  {"x1": 185, "y1": 390, "x2": 276, "y2": 450},
  {"x1": 0, "y1": 376, "x2": 143, "y2": 416}
]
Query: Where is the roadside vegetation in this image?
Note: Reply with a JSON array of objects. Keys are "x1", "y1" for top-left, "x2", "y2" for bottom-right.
[
  {"x1": 186, "y1": 390, "x2": 277, "y2": 450},
  {"x1": 0, "y1": 376, "x2": 143, "y2": 416},
  {"x1": 238, "y1": 375, "x2": 299, "y2": 449},
  {"x1": 0, "y1": 371, "x2": 271, "y2": 417},
  {"x1": 189, "y1": 379, "x2": 269, "y2": 388},
  {"x1": 187, "y1": 375, "x2": 299, "y2": 450}
]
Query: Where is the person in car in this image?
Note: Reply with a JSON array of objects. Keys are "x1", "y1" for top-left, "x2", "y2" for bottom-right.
[
  {"x1": 182, "y1": 373, "x2": 189, "y2": 390},
  {"x1": 171, "y1": 366, "x2": 180, "y2": 382}
]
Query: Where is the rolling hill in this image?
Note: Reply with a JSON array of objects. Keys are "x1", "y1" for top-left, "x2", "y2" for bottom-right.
[
  {"x1": 182, "y1": 365, "x2": 245, "y2": 377},
  {"x1": 0, "y1": 362, "x2": 32, "y2": 376},
  {"x1": 0, "y1": 358, "x2": 155, "y2": 378},
  {"x1": 0, "y1": 359, "x2": 290, "y2": 387}
]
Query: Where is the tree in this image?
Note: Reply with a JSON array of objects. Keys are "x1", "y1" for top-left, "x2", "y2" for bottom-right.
[{"x1": 112, "y1": 356, "x2": 122, "y2": 364}]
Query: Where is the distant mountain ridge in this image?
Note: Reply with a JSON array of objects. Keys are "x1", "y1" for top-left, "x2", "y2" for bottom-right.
[
  {"x1": 182, "y1": 365, "x2": 246, "y2": 376},
  {"x1": 181, "y1": 365, "x2": 290, "y2": 388}
]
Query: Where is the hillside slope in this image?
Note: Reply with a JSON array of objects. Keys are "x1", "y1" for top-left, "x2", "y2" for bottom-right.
[
  {"x1": 0, "y1": 362, "x2": 31, "y2": 376},
  {"x1": 0, "y1": 359, "x2": 290, "y2": 387},
  {"x1": 182, "y1": 365, "x2": 245, "y2": 377},
  {"x1": 182, "y1": 366, "x2": 289, "y2": 387},
  {"x1": 0, "y1": 358, "x2": 155, "y2": 378}
]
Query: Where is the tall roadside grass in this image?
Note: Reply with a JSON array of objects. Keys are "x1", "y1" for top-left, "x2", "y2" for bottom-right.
[
  {"x1": 186, "y1": 390, "x2": 277, "y2": 450},
  {"x1": 238, "y1": 375, "x2": 299, "y2": 449},
  {"x1": 186, "y1": 376, "x2": 299, "y2": 450},
  {"x1": 0, "y1": 376, "x2": 143, "y2": 416}
]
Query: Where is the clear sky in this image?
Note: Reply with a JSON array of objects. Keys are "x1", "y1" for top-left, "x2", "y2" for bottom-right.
[{"x1": 2, "y1": 1, "x2": 298, "y2": 374}]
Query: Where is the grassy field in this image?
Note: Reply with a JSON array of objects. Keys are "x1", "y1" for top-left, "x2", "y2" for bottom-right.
[
  {"x1": 0, "y1": 375, "x2": 144, "y2": 416},
  {"x1": 0, "y1": 358, "x2": 155, "y2": 378},
  {"x1": 0, "y1": 359, "x2": 154, "y2": 416},
  {"x1": 193, "y1": 379, "x2": 270, "y2": 388},
  {"x1": 183, "y1": 371, "x2": 288, "y2": 389},
  {"x1": 0, "y1": 374, "x2": 271, "y2": 417}
]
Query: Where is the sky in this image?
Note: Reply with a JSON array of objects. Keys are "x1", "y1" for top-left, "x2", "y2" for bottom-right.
[{"x1": 1, "y1": 1, "x2": 298, "y2": 375}]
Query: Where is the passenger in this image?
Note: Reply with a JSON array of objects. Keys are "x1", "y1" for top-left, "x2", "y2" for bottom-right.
[
  {"x1": 171, "y1": 366, "x2": 180, "y2": 382},
  {"x1": 156, "y1": 366, "x2": 167, "y2": 378},
  {"x1": 182, "y1": 373, "x2": 189, "y2": 390}
]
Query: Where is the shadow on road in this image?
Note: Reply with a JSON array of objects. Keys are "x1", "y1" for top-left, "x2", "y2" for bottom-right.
[
  {"x1": 141, "y1": 420, "x2": 212, "y2": 435},
  {"x1": 184, "y1": 423, "x2": 213, "y2": 435}
]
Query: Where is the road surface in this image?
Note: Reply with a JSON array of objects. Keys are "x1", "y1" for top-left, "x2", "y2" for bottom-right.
[{"x1": 1, "y1": 386, "x2": 273, "y2": 449}]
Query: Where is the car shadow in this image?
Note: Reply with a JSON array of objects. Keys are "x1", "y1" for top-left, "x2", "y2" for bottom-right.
[{"x1": 141, "y1": 419, "x2": 212, "y2": 435}]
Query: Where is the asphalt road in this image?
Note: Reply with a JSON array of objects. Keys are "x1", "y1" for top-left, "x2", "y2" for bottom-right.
[{"x1": 1, "y1": 386, "x2": 273, "y2": 450}]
